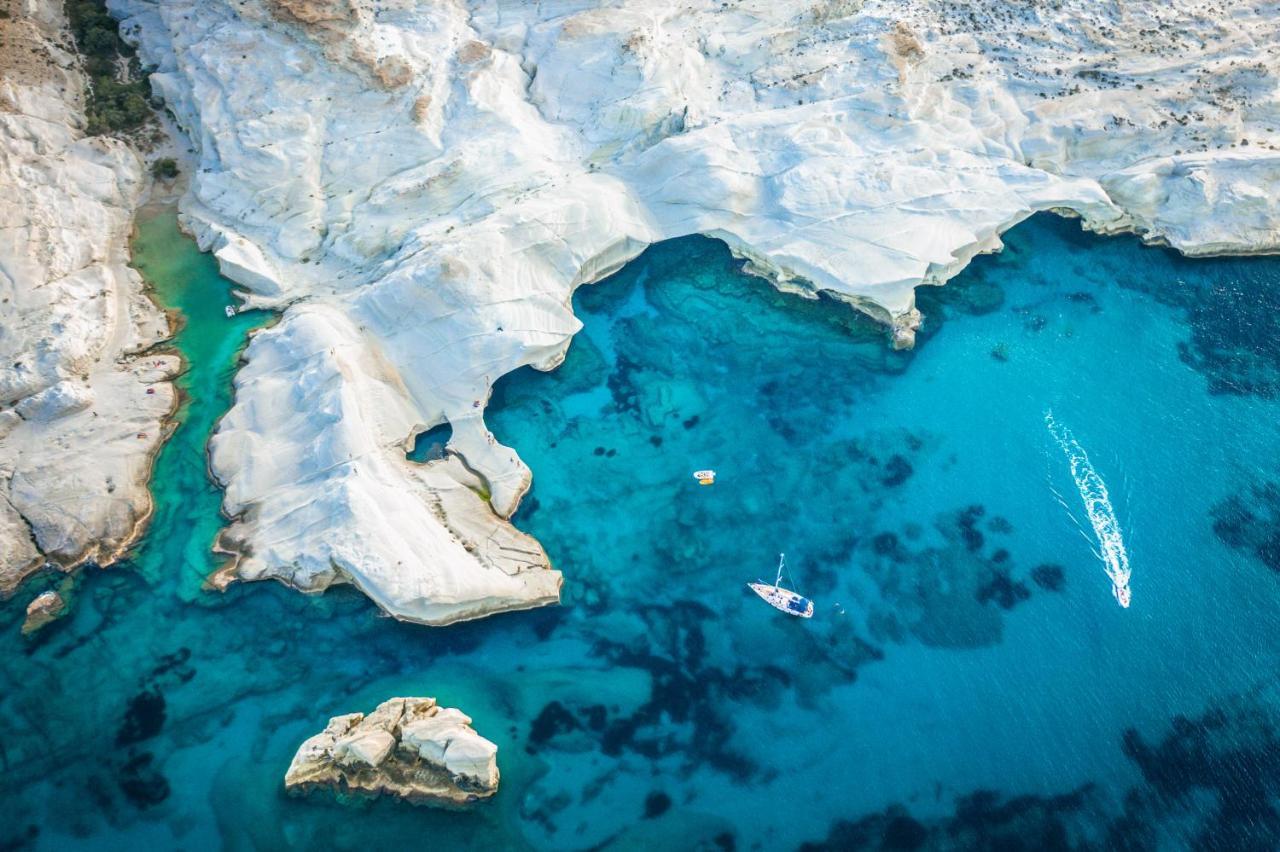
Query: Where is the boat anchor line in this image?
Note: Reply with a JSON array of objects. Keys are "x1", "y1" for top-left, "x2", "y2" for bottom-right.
[{"x1": 1045, "y1": 410, "x2": 1132, "y2": 608}]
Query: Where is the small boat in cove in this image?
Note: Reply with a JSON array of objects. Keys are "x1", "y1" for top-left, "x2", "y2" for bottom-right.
[
  {"x1": 748, "y1": 553, "x2": 813, "y2": 618},
  {"x1": 224, "y1": 305, "x2": 236, "y2": 318}
]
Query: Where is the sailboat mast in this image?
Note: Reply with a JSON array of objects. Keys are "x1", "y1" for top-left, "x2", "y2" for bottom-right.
[{"x1": 775, "y1": 553, "x2": 785, "y2": 587}]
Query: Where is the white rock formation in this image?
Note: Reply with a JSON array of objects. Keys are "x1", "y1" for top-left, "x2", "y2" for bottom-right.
[
  {"x1": 284, "y1": 696, "x2": 500, "y2": 806},
  {"x1": 106, "y1": 0, "x2": 1280, "y2": 621},
  {"x1": 0, "y1": 0, "x2": 175, "y2": 594}
]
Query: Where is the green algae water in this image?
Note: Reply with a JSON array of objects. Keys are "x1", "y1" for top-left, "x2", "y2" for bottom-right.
[{"x1": 5, "y1": 212, "x2": 1280, "y2": 850}]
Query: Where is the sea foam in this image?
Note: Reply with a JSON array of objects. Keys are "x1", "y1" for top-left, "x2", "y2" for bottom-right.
[{"x1": 1046, "y1": 411, "x2": 1132, "y2": 608}]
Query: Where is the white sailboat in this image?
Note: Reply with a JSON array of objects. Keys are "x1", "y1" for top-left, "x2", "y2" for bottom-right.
[{"x1": 748, "y1": 553, "x2": 813, "y2": 618}]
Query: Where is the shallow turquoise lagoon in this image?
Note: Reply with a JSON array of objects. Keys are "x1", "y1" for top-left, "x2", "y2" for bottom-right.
[{"x1": 4, "y1": 212, "x2": 1280, "y2": 850}]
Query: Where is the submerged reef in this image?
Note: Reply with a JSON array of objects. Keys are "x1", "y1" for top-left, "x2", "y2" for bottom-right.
[
  {"x1": 285, "y1": 697, "x2": 499, "y2": 807},
  {"x1": 862, "y1": 505, "x2": 1041, "y2": 649},
  {"x1": 801, "y1": 678, "x2": 1280, "y2": 851},
  {"x1": 799, "y1": 786, "x2": 1103, "y2": 852},
  {"x1": 1212, "y1": 480, "x2": 1280, "y2": 573}
]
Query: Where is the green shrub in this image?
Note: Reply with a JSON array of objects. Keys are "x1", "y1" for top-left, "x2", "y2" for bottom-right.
[
  {"x1": 67, "y1": 0, "x2": 153, "y2": 135},
  {"x1": 150, "y1": 158, "x2": 179, "y2": 180}
]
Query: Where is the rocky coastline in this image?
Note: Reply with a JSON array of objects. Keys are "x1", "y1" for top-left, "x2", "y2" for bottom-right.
[
  {"x1": 0, "y1": 0, "x2": 177, "y2": 601},
  {"x1": 5, "y1": 0, "x2": 1280, "y2": 625}
]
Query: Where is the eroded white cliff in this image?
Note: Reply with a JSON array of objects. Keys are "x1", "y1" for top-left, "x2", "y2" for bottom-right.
[
  {"x1": 107, "y1": 0, "x2": 1279, "y2": 622},
  {"x1": 0, "y1": 0, "x2": 175, "y2": 595}
]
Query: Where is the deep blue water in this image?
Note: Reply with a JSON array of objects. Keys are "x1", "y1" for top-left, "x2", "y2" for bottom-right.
[{"x1": 4, "y1": 213, "x2": 1280, "y2": 850}]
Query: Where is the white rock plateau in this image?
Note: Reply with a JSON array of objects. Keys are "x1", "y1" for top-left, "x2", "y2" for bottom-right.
[
  {"x1": 0, "y1": 0, "x2": 175, "y2": 594},
  {"x1": 284, "y1": 696, "x2": 500, "y2": 805},
  {"x1": 102, "y1": 0, "x2": 1279, "y2": 622}
]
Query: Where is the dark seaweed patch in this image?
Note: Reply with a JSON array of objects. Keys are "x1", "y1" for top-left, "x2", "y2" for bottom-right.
[
  {"x1": 643, "y1": 791, "x2": 672, "y2": 818},
  {"x1": 1065, "y1": 291, "x2": 1101, "y2": 313},
  {"x1": 0, "y1": 825, "x2": 38, "y2": 852},
  {"x1": 116, "y1": 689, "x2": 165, "y2": 746},
  {"x1": 1102, "y1": 238, "x2": 1280, "y2": 400},
  {"x1": 872, "y1": 532, "x2": 901, "y2": 557},
  {"x1": 607, "y1": 354, "x2": 642, "y2": 416},
  {"x1": 881, "y1": 454, "x2": 914, "y2": 488},
  {"x1": 1119, "y1": 686, "x2": 1280, "y2": 850},
  {"x1": 988, "y1": 516, "x2": 1014, "y2": 535},
  {"x1": 521, "y1": 495, "x2": 541, "y2": 520},
  {"x1": 532, "y1": 602, "x2": 786, "y2": 778},
  {"x1": 1177, "y1": 274, "x2": 1280, "y2": 399},
  {"x1": 150, "y1": 647, "x2": 194, "y2": 681},
  {"x1": 917, "y1": 272, "x2": 1005, "y2": 320},
  {"x1": 117, "y1": 752, "x2": 170, "y2": 808},
  {"x1": 863, "y1": 505, "x2": 1038, "y2": 649},
  {"x1": 529, "y1": 701, "x2": 580, "y2": 748},
  {"x1": 582, "y1": 705, "x2": 607, "y2": 731},
  {"x1": 1031, "y1": 564, "x2": 1066, "y2": 592},
  {"x1": 1211, "y1": 480, "x2": 1280, "y2": 572},
  {"x1": 975, "y1": 569, "x2": 1030, "y2": 610},
  {"x1": 957, "y1": 505, "x2": 986, "y2": 553},
  {"x1": 799, "y1": 787, "x2": 1093, "y2": 852},
  {"x1": 525, "y1": 604, "x2": 563, "y2": 640}
]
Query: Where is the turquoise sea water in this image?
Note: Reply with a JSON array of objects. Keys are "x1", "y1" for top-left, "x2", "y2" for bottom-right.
[{"x1": 4, "y1": 211, "x2": 1280, "y2": 850}]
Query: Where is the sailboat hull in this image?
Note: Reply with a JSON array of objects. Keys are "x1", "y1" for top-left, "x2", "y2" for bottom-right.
[{"x1": 748, "y1": 583, "x2": 814, "y2": 618}]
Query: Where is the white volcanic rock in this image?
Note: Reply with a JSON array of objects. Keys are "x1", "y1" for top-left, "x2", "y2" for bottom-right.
[
  {"x1": 108, "y1": 0, "x2": 1280, "y2": 620},
  {"x1": 284, "y1": 696, "x2": 500, "y2": 805},
  {"x1": 0, "y1": 0, "x2": 175, "y2": 594},
  {"x1": 208, "y1": 301, "x2": 560, "y2": 625}
]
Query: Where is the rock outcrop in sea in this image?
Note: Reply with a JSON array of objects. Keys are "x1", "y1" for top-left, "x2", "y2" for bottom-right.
[
  {"x1": 21, "y1": 589, "x2": 66, "y2": 635},
  {"x1": 0, "y1": 0, "x2": 176, "y2": 594},
  {"x1": 9, "y1": 0, "x2": 1279, "y2": 623},
  {"x1": 284, "y1": 696, "x2": 500, "y2": 806}
]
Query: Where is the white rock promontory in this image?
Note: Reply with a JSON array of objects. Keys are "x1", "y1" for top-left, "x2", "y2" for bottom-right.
[
  {"x1": 105, "y1": 0, "x2": 1280, "y2": 622},
  {"x1": 284, "y1": 696, "x2": 500, "y2": 806},
  {"x1": 0, "y1": 0, "x2": 175, "y2": 594}
]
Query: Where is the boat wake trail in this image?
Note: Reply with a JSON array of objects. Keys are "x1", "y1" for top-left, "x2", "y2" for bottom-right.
[{"x1": 1045, "y1": 411, "x2": 1132, "y2": 608}]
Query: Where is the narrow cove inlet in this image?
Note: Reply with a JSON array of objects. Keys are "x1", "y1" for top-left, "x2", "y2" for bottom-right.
[{"x1": 5, "y1": 210, "x2": 1280, "y2": 850}]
